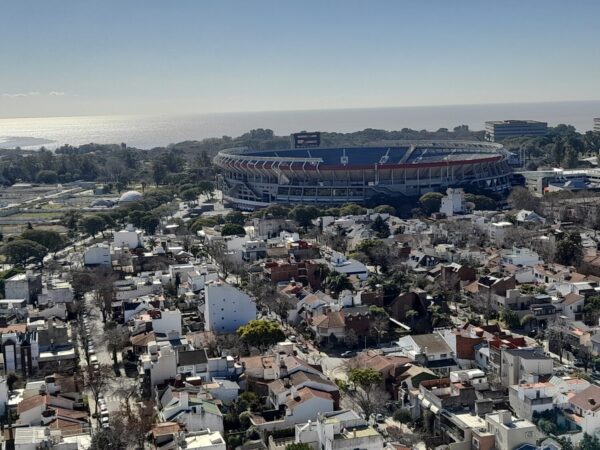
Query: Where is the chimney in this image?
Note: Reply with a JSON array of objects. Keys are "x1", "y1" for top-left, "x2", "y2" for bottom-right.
[
  {"x1": 179, "y1": 391, "x2": 189, "y2": 408},
  {"x1": 290, "y1": 385, "x2": 299, "y2": 400}
]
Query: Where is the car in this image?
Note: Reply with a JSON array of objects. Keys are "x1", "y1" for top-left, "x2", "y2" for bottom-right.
[
  {"x1": 528, "y1": 329, "x2": 538, "y2": 338},
  {"x1": 299, "y1": 345, "x2": 309, "y2": 353},
  {"x1": 341, "y1": 351, "x2": 355, "y2": 358},
  {"x1": 288, "y1": 335, "x2": 297, "y2": 343},
  {"x1": 574, "y1": 359, "x2": 585, "y2": 368},
  {"x1": 93, "y1": 363, "x2": 100, "y2": 371},
  {"x1": 101, "y1": 416, "x2": 109, "y2": 425},
  {"x1": 88, "y1": 348, "x2": 96, "y2": 355},
  {"x1": 89, "y1": 355, "x2": 98, "y2": 363},
  {"x1": 100, "y1": 404, "x2": 108, "y2": 412},
  {"x1": 102, "y1": 422, "x2": 110, "y2": 429},
  {"x1": 376, "y1": 414, "x2": 385, "y2": 423}
]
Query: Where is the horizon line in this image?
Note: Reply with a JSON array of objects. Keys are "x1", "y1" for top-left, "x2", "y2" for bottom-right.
[{"x1": 1, "y1": 98, "x2": 600, "y2": 121}]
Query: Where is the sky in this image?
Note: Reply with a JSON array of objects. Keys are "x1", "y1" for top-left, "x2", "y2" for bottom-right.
[{"x1": 1, "y1": 0, "x2": 599, "y2": 119}]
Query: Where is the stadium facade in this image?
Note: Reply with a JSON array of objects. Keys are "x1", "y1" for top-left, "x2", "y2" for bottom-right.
[{"x1": 214, "y1": 141, "x2": 512, "y2": 210}]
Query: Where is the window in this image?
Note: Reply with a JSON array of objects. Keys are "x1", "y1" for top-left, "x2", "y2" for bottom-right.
[{"x1": 441, "y1": 354, "x2": 447, "y2": 358}]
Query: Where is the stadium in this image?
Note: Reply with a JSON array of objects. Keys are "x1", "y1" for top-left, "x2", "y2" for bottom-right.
[{"x1": 214, "y1": 141, "x2": 512, "y2": 210}]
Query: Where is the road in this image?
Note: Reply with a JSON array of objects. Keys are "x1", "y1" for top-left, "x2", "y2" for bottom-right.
[{"x1": 81, "y1": 292, "x2": 137, "y2": 425}]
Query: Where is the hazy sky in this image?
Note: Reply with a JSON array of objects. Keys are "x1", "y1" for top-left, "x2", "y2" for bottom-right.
[{"x1": 1, "y1": 0, "x2": 599, "y2": 118}]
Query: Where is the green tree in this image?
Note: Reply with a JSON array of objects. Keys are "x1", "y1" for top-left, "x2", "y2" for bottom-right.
[
  {"x1": 286, "y1": 444, "x2": 312, "y2": 450},
  {"x1": 324, "y1": 272, "x2": 352, "y2": 296},
  {"x1": 221, "y1": 223, "x2": 246, "y2": 236},
  {"x1": 464, "y1": 194, "x2": 497, "y2": 211},
  {"x1": 225, "y1": 211, "x2": 246, "y2": 226},
  {"x1": 393, "y1": 408, "x2": 412, "y2": 423},
  {"x1": 62, "y1": 210, "x2": 82, "y2": 231},
  {"x1": 21, "y1": 229, "x2": 65, "y2": 253},
  {"x1": 339, "y1": 203, "x2": 367, "y2": 216},
  {"x1": 584, "y1": 296, "x2": 600, "y2": 325},
  {"x1": 180, "y1": 188, "x2": 200, "y2": 203},
  {"x1": 551, "y1": 139, "x2": 566, "y2": 166},
  {"x1": 500, "y1": 308, "x2": 521, "y2": 329},
  {"x1": 35, "y1": 170, "x2": 58, "y2": 184},
  {"x1": 140, "y1": 214, "x2": 160, "y2": 235},
  {"x1": 288, "y1": 205, "x2": 321, "y2": 229},
  {"x1": 555, "y1": 232, "x2": 583, "y2": 266},
  {"x1": 237, "y1": 320, "x2": 286, "y2": 352},
  {"x1": 79, "y1": 215, "x2": 107, "y2": 237},
  {"x1": 371, "y1": 216, "x2": 390, "y2": 238},
  {"x1": 579, "y1": 433, "x2": 600, "y2": 450},
  {"x1": 373, "y1": 205, "x2": 396, "y2": 215},
  {"x1": 1, "y1": 239, "x2": 48, "y2": 266},
  {"x1": 419, "y1": 192, "x2": 444, "y2": 214},
  {"x1": 152, "y1": 161, "x2": 167, "y2": 186},
  {"x1": 348, "y1": 367, "x2": 383, "y2": 417}
]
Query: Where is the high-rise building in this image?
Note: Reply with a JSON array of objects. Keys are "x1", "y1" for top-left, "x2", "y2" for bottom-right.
[
  {"x1": 594, "y1": 117, "x2": 600, "y2": 132},
  {"x1": 485, "y1": 120, "x2": 548, "y2": 142}
]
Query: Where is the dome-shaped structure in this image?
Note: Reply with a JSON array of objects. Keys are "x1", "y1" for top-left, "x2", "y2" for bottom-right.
[{"x1": 119, "y1": 190, "x2": 143, "y2": 203}]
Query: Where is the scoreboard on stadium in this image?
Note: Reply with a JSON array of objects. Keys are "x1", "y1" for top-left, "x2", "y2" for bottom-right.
[{"x1": 291, "y1": 132, "x2": 321, "y2": 149}]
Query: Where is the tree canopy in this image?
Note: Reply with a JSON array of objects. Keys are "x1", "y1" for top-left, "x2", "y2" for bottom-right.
[
  {"x1": 221, "y1": 223, "x2": 246, "y2": 236},
  {"x1": 419, "y1": 192, "x2": 444, "y2": 214},
  {"x1": 21, "y1": 229, "x2": 65, "y2": 253},
  {"x1": 79, "y1": 215, "x2": 107, "y2": 237},
  {"x1": 237, "y1": 320, "x2": 286, "y2": 351},
  {"x1": 1, "y1": 239, "x2": 48, "y2": 266}
]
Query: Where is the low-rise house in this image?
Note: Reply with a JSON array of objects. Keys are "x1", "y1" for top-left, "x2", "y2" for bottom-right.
[
  {"x1": 397, "y1": 333, "x2": 458, "y2": 374},
  {"x1": 565, "y1": 384, "x2": 600, "y2": 437},
  {"x1": 268, "y1": 371, "x2": 339, "y2": 410},
  {"x1": 323, "y1": 252, "x2": 369, "y2": 280},
  {"x1": 294, "y1": 409, "x2": 384, "y2": 450},
  {"x1": 158, "y1": 390, "x2": 223, "y2": 434},
  {"x1": 482, "y1": 410, "x2": 541, "y2": 450},
  {"x1": 250, "y1": 386, "x2": 334, "y2": 432},
  {"x1": 84, "y1": 244, "x2": 111, "y2": 266},
  {"x1": 114, "y1": 224, "x2": 144, "y2": 249},
  {"x1": 310, "y1": 310, "x2": 346, "y2": 343},
  {"x1": 500, "y1": 348, "x2": 552, "y2": 387},
  {"x1": 5, "y1": 272, "x2": 42, "y2": 304}
]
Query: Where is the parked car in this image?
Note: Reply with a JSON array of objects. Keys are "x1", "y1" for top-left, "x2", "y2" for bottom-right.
[
  {"x1": 288, "y1": 335, "x2": 297, "y2": 343},
  {"x1": 341, "y1": 351, "x2": 355, "y2": 358}
]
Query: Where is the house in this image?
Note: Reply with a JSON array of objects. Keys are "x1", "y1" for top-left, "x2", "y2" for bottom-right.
[
  {"x1": 324, "y1": 252, "x2": 368, "y2": 280},
  {"x1": 268, "y1": 371, "x2": 339, "y2": 410},
  {"x1": 500, "y1": 348, "x2": 553, "y2": 387},
  {"x1": 440, "y1": 188, "x2": 465, "y2": 216},
  {"x1": 183, "y1": 430, "x2": 227, "y2": 450},
  {"x1": 310, "y1": 310, "x2": 345, "y2": 343},
  {"x1": 140, "y1": 342, "x2": 178, "y2": 392},
  {"x1": 501, "y1": 247, "x2": 542, "y2": 267},
  {"x1": 509, "y1": 376, "x2": 591, "y2": 421},
  {"x1": 4, "y1": 272, "x2": 42, "y2": 304},
  {"x1": 250, "y1": 386, "x2": 334, "y2": 431},
  {"x1": 516, "y1": 210, "x2": 546, "y2": 225},
  {"x1": 294, "y1": 410, "x2": 384, "y2": 450},
  {"x1": 560, "y1": 293, "x2": 585, "y2": 321},
  {"x1": 489, "y1": 221, "x2": 513, "y2": 245},
  {"x1": 397, "y1": 334, "x2": 458, "y2": 374},
  {"x1": 482, "y1": 411, "x2": 541, "y2": 450},
  {"x1": 159, "y1": 390, "x2": 223, "y2": 433},
  {"x1": 204, "y1": 281, "x2": 256, "y2": 334},
  {"x1": 565, "y1": 384, "x2": 600, "y2": 436},
  {"x1": 114, "y1": 224, "x2": 144, "y2": 249},
  {"x1": 84, "y1": 244, "x2": 111, "y2": 266}
]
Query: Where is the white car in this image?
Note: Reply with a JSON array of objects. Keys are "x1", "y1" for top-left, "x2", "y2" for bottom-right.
[{"x1": 100, "y1": 403, "x2": 107, "y2": 412}]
